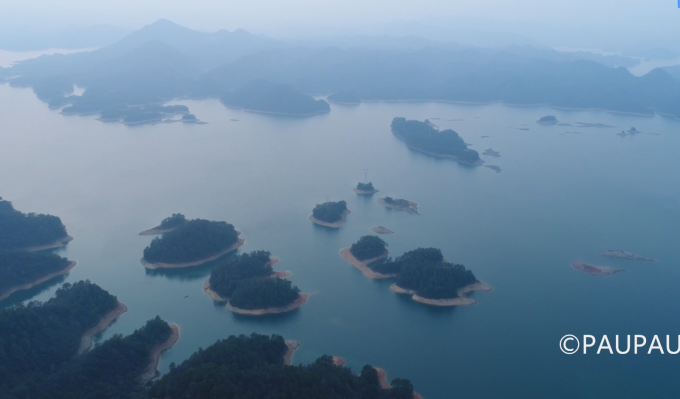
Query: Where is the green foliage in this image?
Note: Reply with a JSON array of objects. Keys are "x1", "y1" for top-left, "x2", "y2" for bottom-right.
[
  {"x1": 312, "y1": 201, "x2": 347, "y2": 223},
  {"x1": 374, "y1": 247, "x2": 478, "y2": 300},
  {"x1": 143, "y1": 219, "x2": 238, "y2": 264},
  {"x1": 356, "y1": 182, "x2": 374, "y2": 191},
  {"x1": 147, "y1": 333, "x2": 414, "y2": 399},
  {"x1": 158, "y1": 214, "x2": 187, "y2": 230},
  {"x1": 350, "y1": 236, "x2": 387, "y2": 261},
  {"x1": 0, "y1": 196, "x2": 68, "y2": 250},
  {"x1": 0, "y1": 281, "x2": 118, "y2": 390},
  {"x1": 230, "y1": 277, "x2": 301, "y2": 310},
  {"x1": 209, "y1": 251, "x2": 273, "y2": 298},
  {"x1": 29, "y1": 317, "x2": 172, "y2": 399},
  {"x1": 0, "y1": 250, "x2": 71, "y2": 294},
  {"x1": 391, "y1": 117, "x2": 480, "y2": 163}
]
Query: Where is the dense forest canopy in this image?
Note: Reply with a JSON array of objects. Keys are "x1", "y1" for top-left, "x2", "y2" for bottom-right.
[
  {"x1": 230, "y1": 277, "x2": 301, "y2": 310},
  {"x1": 0, "y1": 281, "x2": 118, "y2": 390},
  {"x1": 356, "y1": 182, "x2": 375, "y2": 191},
  {"x1": 312, "y1": 201, "x2": 348, "y2": 223},
  {"x1": 0, "y1": 196, "x2": 68, "y2": 250},
  {"x1": 26, "y1": 317, "x2": 173, "y2": 399},
  {"x1": 209, "y1": 250, "x2": 273, "y2": 298},
  {"x1": 143, "y1": 218, "x2": 239, "y2": 263},
  {"x1": 210, "y1": 251, "x2": 301, "y2": 309},
  {"x1": 372, "y1": 247, "x2": 478, "y2": 300},
  {"x1": 391, "y1": 118, "x2": 480, "y2": 164},
  {"x1": 0, "y1": 251, "x2": 71, "y2": 295},
  {"x1": 148, "y1": 333, "x2": 415, "y2": 399},
  {"x1": 350, "y1": 235, "x2": 388, "y2": 261},
  {"x1": 383, "y1": 197, "x2": 411, "y2": 207},
  {"x1": 158, "y1": 213, "x2": 187, "y2": 229}
]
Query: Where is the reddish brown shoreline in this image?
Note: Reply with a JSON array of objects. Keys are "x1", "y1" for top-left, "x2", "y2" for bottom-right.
[
  {"x1": 141, "y1": 237, "x2": 245, "y2": 269},
  {"x1": 572, "y1": 259, "x2": 625, "y2": 276},
  {"x1": 284, "y1": 340, "x2": 299, "y2": 365},
  {"x1": 309, "y1": 209, "x2": 351, "y2": 228},
  {"x1": 340, "y1": 248, "x2": 394, "y2": 279},
  {"x1": 390, "y1": 281, "x2": 492, "y2": 307},
  {"x1": 78, "y1": 301, "x2": 128, "y2": 354},
  {"x1": 225, "y1": 293, "x2": 309, "y2": 316},
  {"x1": 203, "y1": 256, "x2": 290, "y2": 302},
  {"x1": 375, "y1": 367, "x2": 423, "y2": 398},
  {"x1": 23, "y1": 235, "x2": 74, "y2": 252},
  {"x1": 141, "y1": 324, "x2": 180, "y2": 383},
  {"x1": 138, "y1": 225, "x2": 177, "y2": 236},
  {"x1": 0, "y1": 260, "x2": 77, "y2": 302}
]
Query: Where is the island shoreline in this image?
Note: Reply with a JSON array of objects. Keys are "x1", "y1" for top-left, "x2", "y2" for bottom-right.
[
  {"x1": 0, "y1": 260, "x2": 77, "y2": 302},
  {"x1": 141, "y1": 324, "x2": 180, "y2": 383},
  {"x1": 340, "y1": 248, "x2": 394, "y2": 279},
  {"x1": 225, "y1": 293, "x2": 309, "y2": 316},
  {"x1": 309, "y1": 209, "x2": 351, "y2": 228},
  {"x1": 78, "y1": 301, "x2": 128, "y2": 354},
  {"x1": 390, "y1": 281, "x2": 492, "y2": 307},
  {"x1": 22, "y1": 235, "x2": 74, "y2": 252},
  {"x1": 141, "y1": 237, "x2": 245, "y2": 269}
]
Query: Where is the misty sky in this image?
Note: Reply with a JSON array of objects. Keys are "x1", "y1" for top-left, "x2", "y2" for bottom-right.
[{"x1": 2, "y1": 0, "x2": 678, "y2": 33}]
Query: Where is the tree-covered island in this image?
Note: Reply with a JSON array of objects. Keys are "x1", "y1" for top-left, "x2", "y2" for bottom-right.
[
  {"x1": 141, "y1": 217, "x2": 243, "y2": 269},
  {"x1": 139, "y1": 213, "x2": 188, "y2": 235},
  {"x1": 378, "y1": 197, "x2": 419, "y2": 214},
  {"x1": 205, "y1": 251, "x2": 306, "y2": 315},
  {"x1": 390, "y1": 117, "x2": 482, "y2": 165},
  {"x1": 309, "y1": 200, "x2": 351, "y2": 228},
  {"x1": 536, "y1": 115, "x2": 559, "y2": 126},
  {"x1": 354, "y1": 182, "x2": 379, "y2": 195},
  {"x1": 341, "y1": 236, "x2": 393, "y2": 279},
  {"x1": 0, "y1": 196, "x2": 72, "y2": 251},
  {"x1": 221, "y1": 80, "x2": 331, "y2": 116},
  {"x1": 0, "y1": 251, "x2": 76, "y2": 301},
  {"x1": 147, "y1": 333, "x2": 417, "y2": 399}
]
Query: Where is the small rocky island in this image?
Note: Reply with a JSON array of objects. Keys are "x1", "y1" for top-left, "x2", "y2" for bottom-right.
[
  {"x1": 354, "y1": 182, "x2": 379, "y2": 195},
  {"x1": 139, "y1": 213, "x2": 187, "y2": 235},
  {"x1": 141, "y1": 217, "x2": 244, "y2": 269},
  {"x1": 378, "y1": 197, "x2": 419, "y2": 214},
  {"x1": 309, "y1": 200, "x2": 351, "y2": 228},
  {"x1": 204, "y1": 250, "x2": 307, "y2": 315},
  {"x1": 390, "y1": 117, "x2": 482, "y2": 166},
  {"x1": 572, "y1": 259, "x2": 625, "y2": 276},
  {"x1": 482, "y1": 148, "x2": 500, "y2": 157},
  {"x1": 371, "y1": 226, "x2": 394, "y2": 234},
  {"x1": 599, "y1": 250, "x2": 653, "y2": 261}
]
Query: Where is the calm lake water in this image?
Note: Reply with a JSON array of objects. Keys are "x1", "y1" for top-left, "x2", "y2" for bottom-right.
[{"x1": 1, "y1": 83, "x2": 680, "y2": 398}]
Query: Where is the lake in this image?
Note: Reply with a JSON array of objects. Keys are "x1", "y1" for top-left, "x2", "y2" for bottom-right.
[{"x1": 1, "y1": 83, "x2": 679, "y2": 398}]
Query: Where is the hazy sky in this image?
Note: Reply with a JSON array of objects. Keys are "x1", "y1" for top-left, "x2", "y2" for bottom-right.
[{"x1": 2, "y1": 0, "x2": 678, "y2": 32}]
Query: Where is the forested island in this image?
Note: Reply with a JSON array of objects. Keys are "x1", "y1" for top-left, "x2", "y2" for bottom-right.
[
  {"x1": 341, "y1": 236, "x2": 393, "y2": 279},
  {"x1": 572, "y1": 259, "x2": 625, "y2": 276},
  {"x1": 390, "y1": 118, "x2": 482, "y2": 165},
  {"x1": 378, "y1": 197, "x2": 419, "y2": 214},
  {"x1": 141, "y1": 217, "x2": 244, "y2": 269},
  {"x1": 0, "y1": 196, "x2": 72, "y2": 251},
  {"x1": 204, "y1": 250, "x2": 307, "y2": 315},
  {"x1": 537, "y1": 115, "x2": 559, "y2": 126},
  {"x1": 0, "y1": 251, "x2": 77, "y2": 301},
  {"x1": 309, "y1": 200, "x2": 351, "y2": 228},
  {"x1": 148, "y1": 333, "x2": 417, "y2": 399},
  {"x1": 139, "y1": 213, "x2": 188, "y2": 235},
  {"x1": 221, "y1": 80, "x2": 331, "y2": 116},
  {"x1": 354, "y1": 182, "x2": 379, "y2": 195}
]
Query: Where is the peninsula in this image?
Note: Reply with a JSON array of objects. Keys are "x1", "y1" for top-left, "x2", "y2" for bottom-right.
[
  {"x1": 148, "y1": 333, "x2": 418, "y2": 399},
  {"x1": 139, "y1": 213, "x2": 187, "y2": 235},
  {"x1": 205, "y1": 250, "x2": 306, "y2": 315},
  {"x1": 572, "y1": 259, "x2": 625, "y2": 276},
  {"x1": 309, "y1": 200, "x2": 350, "y2": 228},
  {"x1": 378, "y1": 197, "x2": 419, "y2": 214},
  {"x1": 354, "y1": 182, "x2": 379, "y2": 195},
  {"x1": 141, "y1": 218, "x2": 243, "y2": 269},
  {"x1": 0, "y1": 251, "x2": 77, "y2": 302},
  {"x1": 341, "y1": 236, "x2": 392, "y2": 279},
  {"x1": 391, "y1": 117, "x2": 482, "y2": 166},
  {"x1": 0, "y1": 196, "x2": 71, "y2": 251},
  {"x1": 599, "y1": 250, "x2": 653, "y2": 261},
  {"x1": 78, "y1": 301, "x2": 128, "y2": 354}
]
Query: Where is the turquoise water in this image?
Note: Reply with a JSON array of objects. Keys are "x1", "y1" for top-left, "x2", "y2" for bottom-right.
[{"x1": 1, "y1": 83, "x2": 680, "y2": 398}]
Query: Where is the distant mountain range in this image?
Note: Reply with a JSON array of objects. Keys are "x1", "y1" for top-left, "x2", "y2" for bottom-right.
[{"x1": 3, "y1": 19, "x2": 680, "y2": 121}]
